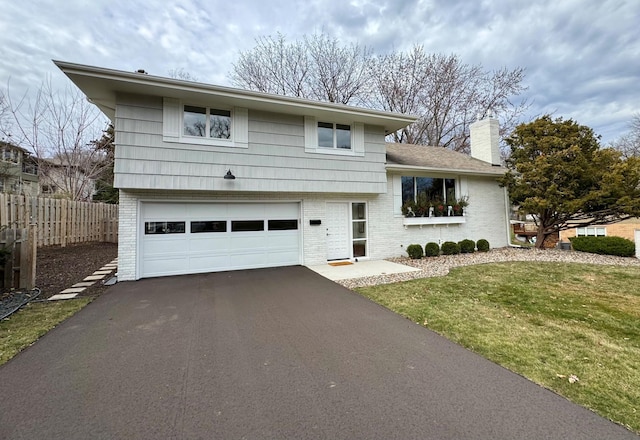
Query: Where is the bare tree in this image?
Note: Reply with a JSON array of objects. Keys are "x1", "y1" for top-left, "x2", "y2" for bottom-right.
[
  {"x1": 612, "y1": 113, "x2": 640, "y2": 158},
  {"x1": 0, "y1": 89, "x2": 12, "y2": 141},
  {"x1": 304, "y1": 33, "x2": 373, "y2": 105},
  {"x1": 3, "y1": 80, "x2": 110, "y2": 201},
  {"x1": 230, "y1": 32, "x2": 372, "y2": 104},
  {"x1": 168, "y1": 68, "x2": 199, "y2": 82},
  {"x1": 370, "y1": 46, "x2": 528, "y2": 151},
  {"x1": 231, "y1": 37, "x2": 528, "y2": 153}
]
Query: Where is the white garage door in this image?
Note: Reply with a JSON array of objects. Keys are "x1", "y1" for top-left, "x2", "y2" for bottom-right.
[{"x1": 141, "y1": 202, "x2": 301, "y2": 278}]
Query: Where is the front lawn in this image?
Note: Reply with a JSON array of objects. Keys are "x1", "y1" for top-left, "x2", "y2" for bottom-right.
[
  {"x1": 356, "y1": 262, "x2": 640, "y2": 433},
  {"x1": 0, "y1": 298, "x2": 92, "y2": 366}
]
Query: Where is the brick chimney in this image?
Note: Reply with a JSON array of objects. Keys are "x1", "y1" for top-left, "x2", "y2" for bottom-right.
[{"x1": 470, "y1": 115, "x2": 501, "y2": 165}]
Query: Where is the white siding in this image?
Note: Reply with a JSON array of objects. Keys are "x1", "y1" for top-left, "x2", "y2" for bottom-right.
[{"x1": 114, "y1": 94, "x2": 387, "y2": 194}]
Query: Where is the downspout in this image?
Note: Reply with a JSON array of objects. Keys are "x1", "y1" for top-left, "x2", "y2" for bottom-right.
[{"x1": 504, "y1": 186, "x2": 516, "y2": 247}]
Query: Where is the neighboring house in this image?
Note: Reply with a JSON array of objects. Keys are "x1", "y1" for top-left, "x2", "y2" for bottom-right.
[
  {"x1": 56, "y1": 61, "x2": 510, "y2": 281},
  {"x1": 560, "y1": 218, "x2": 640, "y2": 243},
  {"x1": 39, "y1": 157, "x2": 96, "y2": 201},
  {"x1": 0, "y1": 141, "x2": 39, "y2": 196}
]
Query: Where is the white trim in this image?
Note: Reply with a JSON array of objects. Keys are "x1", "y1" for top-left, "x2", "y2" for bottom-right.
[
  {"x1": 55, "y1": 60, "x2": 418, "y2": 132},
  {"x1": 393, "y1": 173, "x2": 467, "y2": 216},
  {"x1": 576, "y1": 226, "x2": 607, "y2": 237},
  {"x1": 303, "y1": 117, "x2": 365, "y2": 157},
  {"x1": 402, "y1": 216, "x2": 466, "y2": 228},
  {"x1": 386, "y1": 164, "x2": 505, "y2": 177},
  {"x1": 325, "y1": 199, "x2": 369, "y2": 261}
]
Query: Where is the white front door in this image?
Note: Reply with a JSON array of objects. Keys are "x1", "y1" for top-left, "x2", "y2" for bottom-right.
[{"x1": 326, "y1": 202, "x2": 350, "y2": 260}]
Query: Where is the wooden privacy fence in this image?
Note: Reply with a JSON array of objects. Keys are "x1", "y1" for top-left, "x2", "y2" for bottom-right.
[
  {"x1": 0, "y1": 226, "x2": 37, "y2": 289},
  {"x1": 0, "y1": 194, "x2": 118, "y2": 247}
]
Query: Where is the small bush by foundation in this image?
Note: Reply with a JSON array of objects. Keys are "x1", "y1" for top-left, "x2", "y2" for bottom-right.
[
  {"x1": 459, "y1": 239, "x2": 476, "y2": 254},
  {"x1": 425, "y1": 242, "x2": 440, "y2": 257},
  {"x1": 477, "y1": 239, "x2": 490, "y2": 252},
  {"x1": 406, "y1": 244, "x2": 424, "y2": 259},
  {"x1": 441, "y1": 241, "x2": 461, "y2": 255}
]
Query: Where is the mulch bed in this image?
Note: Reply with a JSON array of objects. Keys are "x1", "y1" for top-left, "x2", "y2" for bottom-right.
[
  {"x1": 35, "y1": 242, "x2": 118, "y2": 299},
  {"x1": 1, "y1": 241, "x2": 117, "y2": 319}
]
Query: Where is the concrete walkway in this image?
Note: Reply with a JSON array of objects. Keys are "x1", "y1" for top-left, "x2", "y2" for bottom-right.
[
  {"x1": 0, "y1": 266, "x2": 637, "y2": 439},
  {"x1": 307, "y1": 259, "x2": 420, "y2": 280}
]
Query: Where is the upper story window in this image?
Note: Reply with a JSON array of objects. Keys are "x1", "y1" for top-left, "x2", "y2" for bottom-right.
[
  {"x1": 183, "y1": 105, "x2": 231, "y2": 139},
  {"x1": 163, "y1": 98, "x2": 248, "y2": 148},
  {"x1": 318, "y1": 122, "x2": 351, "y2": 150},
  {"x1": 22, "y1": 161, "x2": 38, "y2": 175},
  {"x1": 1, "y1": 148, "x2": 20, "y2": 164},
  {"x1": 304, "y1": 116, "x2": 364, "y2": 157}
]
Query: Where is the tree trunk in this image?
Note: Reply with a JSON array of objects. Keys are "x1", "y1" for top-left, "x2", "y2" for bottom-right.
[{"x1": 535, "y1": 224, "x2": 547, "y2": 249}]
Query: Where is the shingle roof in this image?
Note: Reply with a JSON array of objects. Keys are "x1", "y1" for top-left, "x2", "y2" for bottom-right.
[{"x1": 386, "y1": 143, "x2": 505, "y2": 176}]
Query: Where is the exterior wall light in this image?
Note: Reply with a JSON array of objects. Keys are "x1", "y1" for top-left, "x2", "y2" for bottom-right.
[{"x1": 224, "y1": 169, "x2": 236, "y2": 180}]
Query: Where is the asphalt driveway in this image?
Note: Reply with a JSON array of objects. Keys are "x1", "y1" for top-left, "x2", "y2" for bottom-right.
[{"x1": 0, "y1": 266, "x2": 636, "y2": 439}]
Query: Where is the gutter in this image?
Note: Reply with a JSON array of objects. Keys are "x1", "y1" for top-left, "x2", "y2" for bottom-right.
[{"x1": 385, "y1": 164, "x2": 506, "y2": 178}]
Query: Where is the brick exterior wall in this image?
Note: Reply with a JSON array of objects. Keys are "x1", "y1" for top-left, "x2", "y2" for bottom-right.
[
  {"x1": 117, "y1": 174, "x2": 511, "y2": 280},
  {"x1": 560, "y1": 219, "x2": 640, "y2": 243},
  {"x1": 367, "y1": 174, "x2": 510, "y2": 259}
]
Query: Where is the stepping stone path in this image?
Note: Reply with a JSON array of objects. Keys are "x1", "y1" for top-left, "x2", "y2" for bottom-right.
[{"x1": 48, "y1": 259, "x2": 118, "y2": 301}]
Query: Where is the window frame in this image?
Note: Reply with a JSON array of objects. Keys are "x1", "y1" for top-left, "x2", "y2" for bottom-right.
[
  {"x1": 317, "y1": 122, "x2": 352, "y2": 150},
  {"x1": 182, "y1": 104, "x2": 233, "y2": 144},
  {"x1": 576, "y1": 226, "x2": 606, "y2": 237},
  {"x1": 162, "y1": 98, "x2": 249, "y2": 149},
  {"x1": 304, "y1": 116, "x2": 364, "y2": 157},
  {"x1": 401, "y1": 176, "x2": 458, "y2": 205}
]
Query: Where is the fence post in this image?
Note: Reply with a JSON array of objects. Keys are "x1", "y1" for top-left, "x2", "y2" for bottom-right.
[
  {"x1": 18, "y1": 224, "x2": 37, "y2": 289},
  {"x1": 61, "y1": 199, "x2": 68, "y2": 247}
]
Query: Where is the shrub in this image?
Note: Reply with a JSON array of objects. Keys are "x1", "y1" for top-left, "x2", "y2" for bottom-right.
[
  {"x1": 569, "y1": 236, "x2": 635, "y2": 257},
  {"x1": 406, "y1": 244, "x2": 424, "y2": 259},
  {"x1": 459, "y1": 239, "x2": 476, "y2": 254},
  {"x1": 477, "y1": 239, "x2": 490, "y2": 252},
  {"x1": 425, "y1": 242, "x2": 440, "y2": 257},
  {"x1": 441, "y1": 241, "x2": 460, "y2": 255}
]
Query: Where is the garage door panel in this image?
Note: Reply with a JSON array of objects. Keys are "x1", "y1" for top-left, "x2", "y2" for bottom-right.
[
  {"x1": 228, "y1": 252, "x2": 271, "y2": 267},
  {"x1": 142, "y1": 257, "x2": 190, "y2": 277},
  {"x1": 141, "y1": 202, "x2": 300, "y2": 278},
  {"x1": 144, "y1": 237, "x2": 189, "y2": 254},
  {"x1": 266, "y1": 251, "x2": 299, "y2": 265},
  {"x1": 188, "y1": 235, "x2": 231, "y2": 252},
  {"x1": 264, "y1": 203, "x2": 298, "y2": 218},
  {"x1": 231, "y1": 233, "x2": 267, "y2": 250},
  {"x1": 189, "y1": 255, "x2": 231, "y2": 271}
]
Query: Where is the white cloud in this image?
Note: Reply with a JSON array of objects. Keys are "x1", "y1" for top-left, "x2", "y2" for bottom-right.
[{"x1": 0, "y1": 0, "x2": 638, "y2": 143}]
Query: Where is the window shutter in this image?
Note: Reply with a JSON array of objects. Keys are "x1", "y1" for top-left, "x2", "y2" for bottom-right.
[
  {"x1": 304, "y1": 116, "x2": 316, "y2": 152},
  {"x1": 352, "y1": 122, "x2": 365, "y2": 156},
  {"x1": 162, "y1": 97, "x2": 180, "y2": 142},
  {"x1": 233, "y1": 107, "x2": 249, "y2": 148}
]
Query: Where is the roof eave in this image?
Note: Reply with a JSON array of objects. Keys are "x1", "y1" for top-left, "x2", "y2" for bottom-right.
[
  {"x1": 53, "y1": 60, "x2": 418, "y2": 132},
  {"x1": 385, "y1": 163, "x2": 506, "y2": 177}
]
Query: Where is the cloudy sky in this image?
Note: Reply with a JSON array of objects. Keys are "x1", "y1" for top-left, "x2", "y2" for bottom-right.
[{"x1": 1, "y1": 0, "x2": 638, "y2": 144}]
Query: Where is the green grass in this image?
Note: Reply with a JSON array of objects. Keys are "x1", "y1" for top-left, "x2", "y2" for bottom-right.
[
  {"x1": 0, "y1": 298, "x2": 93, "y2": 366},
  {"x1": 356, "y1": 262, "x2": 640, "y2": 433}
]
